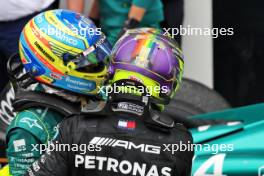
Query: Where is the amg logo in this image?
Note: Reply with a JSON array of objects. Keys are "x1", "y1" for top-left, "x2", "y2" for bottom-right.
[{"x1": 90, "y1": 137, "x2": 161, "y2": 155}]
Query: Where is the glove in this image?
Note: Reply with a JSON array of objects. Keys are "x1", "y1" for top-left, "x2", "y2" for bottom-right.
[
  {"x1": 118, "y1": 18, "x2": 140, "y2": 38},
  {"x1": 89, "y1": 17, "x2": 100, "y2": 27}
]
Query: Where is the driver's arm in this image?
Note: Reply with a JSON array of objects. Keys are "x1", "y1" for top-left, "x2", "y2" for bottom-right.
[
  {"x1": 88, "y1": 0, "x2": 100, "y2": 26},
  {"x1": 119, "y1": 1, "x2": 151, "y2": 36},
  {"x1": 24, "y1": 123, "x2": 69, "y2": 176},
  {"x1": 7, "y1": 129, "x2": 41, "y2": 176},
  {"x1": 129, "y1": 0, "x2": 153, "y2": 21},
  {"x1": 128, "y1": 5, "x2": 146, "y2": 22},
  {"x1": 89, "y1": 0, "x2": 100, "y2": 19},
  {"x1": 67, "y1": 0, "x2": 85, "y2": 13}
]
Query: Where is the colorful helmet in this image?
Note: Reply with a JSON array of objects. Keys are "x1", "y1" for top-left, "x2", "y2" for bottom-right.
[
  {"x1": 109, "y1": 28, "x2": 184, "y2": 106},
  {"x1": 19, "y1": 9, "x2": 112, "y2": 96}
]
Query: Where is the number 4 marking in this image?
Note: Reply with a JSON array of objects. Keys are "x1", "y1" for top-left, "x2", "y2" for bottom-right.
[{"x1": 194, "y1": 154, "x2": 226, "y2": 176}]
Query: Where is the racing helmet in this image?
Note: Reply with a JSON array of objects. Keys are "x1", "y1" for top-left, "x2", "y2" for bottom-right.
[
  {"x1": 109, "y1": 28, "x2": 184, "y2": 109},
  {"x1": 18, "y1": 9, "x2": 112, "y2": 96}
]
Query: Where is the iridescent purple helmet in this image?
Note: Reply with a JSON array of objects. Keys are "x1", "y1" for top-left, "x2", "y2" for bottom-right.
[{"x1": 109, "y1": 28, "x2": 184, "y2": 107}]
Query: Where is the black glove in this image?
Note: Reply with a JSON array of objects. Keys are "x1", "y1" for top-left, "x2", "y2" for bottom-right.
[
  {"x1": 118, "y1": 18, "x2": 140, "y2": 38},
  {"x1": 89, "y1": 17, "x2": 100, "y2": 27}
]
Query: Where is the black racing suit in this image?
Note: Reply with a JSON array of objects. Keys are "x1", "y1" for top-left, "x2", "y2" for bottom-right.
[{"x1": 24, "y1": 112, "x2": 194, "y2": 176}]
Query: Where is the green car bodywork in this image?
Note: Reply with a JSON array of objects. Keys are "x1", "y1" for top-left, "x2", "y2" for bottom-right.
[{"x1": 191, "y1": 103, "x2": 264, "y2": 176}]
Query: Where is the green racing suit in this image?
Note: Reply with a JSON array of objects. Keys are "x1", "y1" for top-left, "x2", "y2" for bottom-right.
[
  {"x1": 6, "y1": 107, "x2": 64, "y2": 176},
  {"x1": 99, "y1": 0, "x2": 164, "y2": 44}
]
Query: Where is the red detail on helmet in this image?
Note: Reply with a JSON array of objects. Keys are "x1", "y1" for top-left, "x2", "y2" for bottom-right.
[
  {"x1": 23, "y1": 29, "x2": 64, "y2": 75},
  {"x1": 30, "y1": 21, "x2": 50, "y2": 49},
  {"x1": 21, "y1": 57, "x2": 28, "y2": 64},
  {"x1": 36, "y1": 77, "x2": 52, "y2": 85},
  {"x1": 50, "y1": 73, "x2": 62, "y2": 80},
  {"x1": 129, "y1": 76, "x2": 143, "y2": 83}
]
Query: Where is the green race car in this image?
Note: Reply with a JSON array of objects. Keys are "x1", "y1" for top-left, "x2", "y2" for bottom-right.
[{"x1": 190, "y1": 103, "x2": 264, "y2": 176}]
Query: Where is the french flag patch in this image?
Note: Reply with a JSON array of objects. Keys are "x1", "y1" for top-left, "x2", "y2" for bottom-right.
[{"x1": 118, "y1": 120, "x2": 136, "y2": 130}]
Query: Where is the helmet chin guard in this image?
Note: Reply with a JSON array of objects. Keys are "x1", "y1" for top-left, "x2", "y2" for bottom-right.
[
  {"x1": 107, "y1": 79, "x2": 175, "y2": 130},
  {"x1": 108, "y1": 79, "x2": 170, "y2": 114}
]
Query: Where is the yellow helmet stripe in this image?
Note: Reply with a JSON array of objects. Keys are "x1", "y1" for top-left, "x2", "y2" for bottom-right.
[{"x1": 31, "y1": 19, "x2": 83, "y2": 54}]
